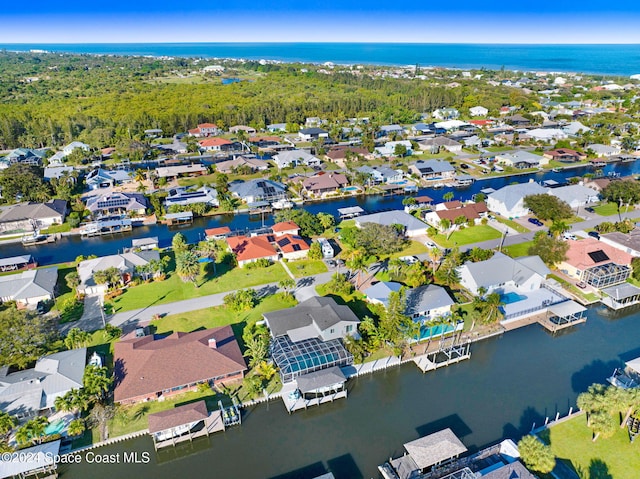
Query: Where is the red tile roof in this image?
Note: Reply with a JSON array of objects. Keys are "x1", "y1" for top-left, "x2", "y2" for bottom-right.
[
  {"x1": 271, "y1": 221, "x2": 299, "y2": 233},
  {"x1": 226, "y1": 235, "x2": 278, "y2": 262},
  {"x1": 148, "y1": 400, "x2": 209, "y2": 434},
  {"x1": 199, "y1": 138, "x2": 233, "y2": 147},
  {"x1": 563, "y1": 238, "x2": 633, "y2": 270},
  {"x1": 205, "y1": 226, "x2": 231, "y2": 237},
  {"x1": 113, "y1": 326, "x2": 246, "y2": 403},
  {"x1": 198, "y1": 123, "x2": 218, "y2": 128},
  {"x1": 276, "y1": 234, "x2": 309, "y2": 254}
]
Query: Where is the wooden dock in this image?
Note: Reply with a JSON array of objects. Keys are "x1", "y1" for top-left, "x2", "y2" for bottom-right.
[
  {"x1": 280, "y1": 381, "x2": 347, "y2": 413},
  {"x1": 153, "y1": 411, "x2": 225, "y2": 450},
  {"x1": 538, "y1": 315, "x2": 587, "y2": 333},
  {"x1": 413, "y1": 340, "x2": 471, "y2": 373}
]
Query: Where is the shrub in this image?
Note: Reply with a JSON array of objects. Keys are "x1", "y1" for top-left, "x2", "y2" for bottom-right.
[
  {"x1": 245, "y1": 258, "x2": 271, "y2": 269},
  {"x1": 223, "y1": 289, "x2": 258, "y2": 312}
]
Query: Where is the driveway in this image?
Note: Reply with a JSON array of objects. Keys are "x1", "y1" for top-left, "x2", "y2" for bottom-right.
[{"x1": 59, "y1": 293, "x2": 105, "y2": 335}]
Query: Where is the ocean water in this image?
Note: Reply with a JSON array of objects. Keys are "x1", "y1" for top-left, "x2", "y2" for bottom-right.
[{"x1": 1, "y1": 43, "x2": 639, "y2": 76}]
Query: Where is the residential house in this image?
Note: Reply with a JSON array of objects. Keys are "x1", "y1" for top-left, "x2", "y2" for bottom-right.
[
  {"x1": 362, "y1": 281, "x2": 403, "y2": 307},
  {"x1": 418, "y1": 137, "x2": 463, "y2": 154},
  {"x1": 188, "y1": 123, "x2": 221, "y2": 137},
  {"x1": 409, "y1": 160, "x2": 455, "y2": 180},
  {"x1": 229, "y1": 125, "x2": 257, "y2": 135},
  {"x1": 113, "y1": 326, "x2": 246, "y2": 405},
  {"x1": 225, "y1": 235, "x2": 279, "y2": 267},
  {"x1": 263, "y1": 297, "x2": 359, "y2": 382},
  {"x1": 85, "y1": 192, "x2": 147, "y2": 218},
  {"x1": 275, "y1": 234, "x2": 310, "y2": 260},
  {"x1": 548, "y1": 184, "x2": 599, "y2": 209},
  {"x1": 298, "y1": 128, "x2": 329, "y2": 142},
  {"x1": 495, "y1": 151, "x2": 547, "y2": 169},
  {"x1": 62, "y1": 142, "x2": 90, "y2": 157},
  {"x1": 0, "y1": 200, "x2": 68, "y2": 233},
  {"x1": 229, "y1": 179, "x2": 288, "y2": 203},
  {"x1": 3, "y1": 148, "x2": 47, "y2": 167},
  {"x1": 378, "y1": 124, "x2": 404, "y2": 138},
  {"x1": 458, "y1": 252, "x2": 550, "y2": 295},
  {"x1": 266, "y1": 123, "x2": 287, "y2": 133},
  {"x1": 155, "y1": 164, "x2": 207, "y2": 179},
  {"x1": 204, "y1": 226, "x2": 231, "y2": 240},
  {"x1": 305, "y1": 117, "x2": 326, "y2": 127},
  {"x1": 325, "y1": 146, "x2": 373, "y2": 166},
  {"x1": 85, "y1": 168, "x2": 132, "y2": 189},
  {"x1": 526, "y1": 128, "x2": 569, "y2": 142},
  {"x1": 271, "y1": 221, "x2": 300, "y2": 237},
  {"x1": 77, "y1": 251, "x2": 160, "y2": 294},
  {"x1": 411, "y1": 123, "x2": 436, "y2": 135},
  {"x1": 405, "y1": 284, "x2": 455, "y2": 321},
  {"x1": 198, "y1": 138, "x2": 233, "y2": 151},
  {"x1": 424, "y1": 202, "x2": 488, "y2": 230},
  {"x1": 355, "y1": 210, "x2": 428, "y2": 237},
  {"x1": 587, "y1": 144, "x2": 621, "y2": 157},
  {"x1": 165, "y1": 186, "x2": 219, "y2": 208},
  {"x1": 433, "y1": 108, "x2": 460, "y2": 120},
  {"x1": 357, "y1": 165, "x2": 403, "y2": 184},
  {"x1": 558, "y1": 238, "x2": 632, "y2": 288},
  {"x1": 273, "y1": 150, "x2": 322, "y2": 169},
  {"x1": 486, "y1": 181, "x2": 548, "y2": 217},
  {"x1": 215, "y1": 156, "x2": 269, "y2": 174},
  {"x1": 469, "y1": 106, "x2": 489, "y2": 117},
  {"x1": 131, "y1": 237, "x2": 159, "y2": 251},
  {"x1": 600, "y1": 230, "x2": 640, "y2": 257},
  {"x1": 376, "y1": 140, "x2": 413, "y2": 157},
  {"x1": 0, "y1": 267, "x2": 58, "y2": 308},
  {"x1": 0, "y1": 349, "x2": 86, "y2": 418},
  {"x1": 563, "y1": 121, "x2": 592, "y2": 136},
  {"x1": 504, "y1": 114, "x2": 530, "y2": 126},
  {"x1": 43, "y1": 166, "x2": 75, "y2": 182},
  {"x1": 543, "y1": 149, "x2": 587, "y2": 163},
  {"x1": 301, "y1": 172, "x2": 348, "y2": 197}
]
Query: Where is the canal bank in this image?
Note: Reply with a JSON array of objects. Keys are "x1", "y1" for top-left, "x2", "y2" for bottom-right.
[
  {"x1": 58, "y1": 304, "x2": 640, "y2": 479},
  {"x1": 3, "y1": 159, "x2": 640, "y2": 266}
]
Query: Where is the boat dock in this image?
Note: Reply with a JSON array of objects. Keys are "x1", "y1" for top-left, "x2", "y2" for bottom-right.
[
  {"x1": 413, "y1": 339, "x2": 471, "y2": 373},
  {"x1": 165, "y1": 211, "x2": 193, "y2": 226},
  {"x1": 152, "y1": 410, "x2": 225, "y2": 450},
  {"x1": 80, "y1": 218, "x2": 133, "y2": 236},
  {"x1": 280, "y1": 367, "x2": 348, "y2": 413},
  {"x1": 21, "y1": 232, "x2": 59, "y2": 245}
]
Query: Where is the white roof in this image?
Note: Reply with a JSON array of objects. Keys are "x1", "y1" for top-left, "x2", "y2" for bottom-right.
[
  {"x1": 488, "y1": 181, "x2": 547, "y2": 211},
  {"x1": 434, "y1": 120, "x2": 468, "y2": 130},
  {"x1": 0, "y1": 440, "x2": 60, "y2": 479}
]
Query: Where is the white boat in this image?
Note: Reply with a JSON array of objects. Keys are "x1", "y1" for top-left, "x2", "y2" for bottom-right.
[
  {"x1": 271, "y1": 199, "x2": 294, "y2": 210},
  {"x1": 21, "y1": 230, "x2": 49, "y2": 245}
]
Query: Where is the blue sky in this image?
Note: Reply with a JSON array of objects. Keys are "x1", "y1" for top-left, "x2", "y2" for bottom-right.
[{"x1": 1, "y1": 1, "x2": 639, "y2": 43}]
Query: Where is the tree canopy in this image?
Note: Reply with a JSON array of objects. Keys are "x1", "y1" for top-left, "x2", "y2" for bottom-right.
[
  {"x1": 0, "y1": 307, "x2": 55, "y2": 368},
  {"x1": 523, "y1": 194, "x2": 573, "y2": 221},
  {"x1": 601, "y1": 180, "x2": 640, "y2": 205},
  {"x1": 528, "y1": 231, "x2": 569, "y2": 266}
]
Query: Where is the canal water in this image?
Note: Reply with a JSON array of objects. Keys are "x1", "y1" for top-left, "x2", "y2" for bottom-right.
[
  {"x1": 2, "y1": 160, "x2": 640, "y2": 266},
  {"x1": 59, "y1": 305, "x2": 640, "y2": 479}
]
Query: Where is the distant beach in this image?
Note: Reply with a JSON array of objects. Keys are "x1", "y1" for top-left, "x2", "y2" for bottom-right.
[{"x1": 1, "y1": 43, "x2": 639, "y2": 76}]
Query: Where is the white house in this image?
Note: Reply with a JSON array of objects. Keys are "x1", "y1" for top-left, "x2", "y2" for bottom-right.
[
  {"x1": 469, "y1": 106, "x2": 489, "y2": 117},
  {"x1": 77, "y1": 251, "x2": 160, "y2": 294},
  {"x1": 375, "y1": 140, "x2": 413, "y2": 157},
  {"x1": 0, "y1": 267, "x2": 58, "y2": 308},
  {"x1": 357, "y1": 165, "x2": 403, "y2": 184},
  {"x1": 548, "y1": 184, "x2": 599, "y2": 209},
  {"x1": 525, "y1": 128, "x2": 568, "y2": 142},
  {"x1": 62, "y1": 141, "x2": 90, "y2": 157},
  {"x1": 495, "y1": 151, "x2": 548, "y2": 169},
  {"x1": 273, "y1": 150, "x2": 322, "y2": 169},
  {"x1": 355, "y1": 210, "x2": 428, "y2": 237},
  {"x1": 298, "y1": 128, "x2": 329, "y2": 141},
  {"x1": 486, "y1": 180, "x2": 547, "y2": 218},
  {"x1": 405, "y1": 284, "x2": 455, "y2": 321},
  {"x1": 587, "y1": 144, "x2": 621, "y2": 157}
]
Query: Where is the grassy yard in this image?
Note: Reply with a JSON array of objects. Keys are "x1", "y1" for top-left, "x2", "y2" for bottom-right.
[
  {"x1": 593, "y1": 202, "x2": 634, "y2": 217},
  {"x1": 432, "y1": 225, "x2": 502, "y2": 248},
  {"x1": 544, "y1": 413, "x2": 640, "y2": 479},
  {"x1": 287, "y1": 259, "x2": 328, "y2": 278},
  {"x1": 548, "y1": 274, "x2": 600, "y2": 303},
  {"x1": 315, "y1": 285, "x2": 382, "y2": 320},
  {"x1": 52, "y1": 266, "x2": 84, "y2": 322},
  {"x1": 502, "y1": 241, "x2": 534, "y2": 258},
  {"x1": 484, "y1": 146, "x2": 513, "y2": 153},
  {"x1": 390, "y1": 240, "x2": 430, "y2": 258},
  {"x1": 492, "y1": 216, "x2": 529, "y2": 233},
  {"x1": 108, "y1": 259, "x2": 290, "y2": 313},
  {"x1": 41, "y1": 223, "x2": 72, "y2": 234}
]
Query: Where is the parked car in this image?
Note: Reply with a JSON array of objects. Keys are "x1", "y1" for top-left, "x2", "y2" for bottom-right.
[
  {"x1": 399, "y1": 256, "x2": 419, "y2": 265},
  {"x1": 460, "y1": 163, "x2": 469, "y2": 169},
  {"x1": 576, "y1": 282, "x2": 587, "y2": 289},
  {"x1": 528, "y1": 218, "x2": 543, "y2": 227},
  {"x1": 587, "y1": 231, "x2": 600, "y2": 239},
  {"x1": 563, "y1": 233, "x2": 578, "y2": 241},
  {"x1": 585, "y1": 207, "x2": 595, "y2": 213}
]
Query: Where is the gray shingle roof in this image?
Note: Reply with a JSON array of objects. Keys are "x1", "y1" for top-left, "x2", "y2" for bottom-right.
[
  {"x1": 405, "y1": 284, "x2": 455, "y2": 315},
  {"x1": 460, "y1": 252, "x2": 549, "y2": 289},
  {"x1": 362, "y1": 281, "x2": 403, "y2": 306},
  {"x1": 296, "y1": 366, "x2": 346, "y2": 394},
  {"x1": 412, "y1": 160, "x2": 455, "y2": 175},
  {"x1": 487, "y1": 182, "x2": 547, "y2": 211},
  {"x1": 0, "y1": 267, "x2": 57, "y2": 302},
  {"x1": 229, "y1": 179, "x2": 287, "y2": 200},
  {"x1": 77, "y1": 251, "x2": 159, "y2": 289},
  {"x1": 403, "y1": 429, "x2": 467, "y2": 470},
  {"x1": 355, "y1": 210, "x2": 427, "y2": 233},
  {"x1": 0, "y1": 200, "x2": 67, "y2": 223}
]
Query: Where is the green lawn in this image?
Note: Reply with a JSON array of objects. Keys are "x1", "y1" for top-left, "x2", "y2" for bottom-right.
[
  {"x1": 545, "y1": 414, "x2": 640, "y2": 479},
  {"x1": 548, "y1": 274, "x2": 600, "y2": 303},
  {"x1": 432, "y1": 225, "x2": 502, "y2": 248},
  {"x1": 593, "y1": 203, "x2": 634, "y2": 217},
  {"x1": 502, "y1": 241, "x2": 534, "y2": 258},
  {"x1": 108, "y1": 259, "x2": 290, "y2": 313},
  {"x1": 287, "y1": 259, "x2": 328, "y2": 278},
  {"x1": 41, "y1": 223, "x2": 72, "y2": 234},
  {"x1": 484, "y1": 146, "x2": 513, "y2": 152},
  {"x1": 390, "y1": 240, "x2": 430, "y2": 258},
  {"x1": 492, "y1": 216, "x2": 529, "y2": 233}
]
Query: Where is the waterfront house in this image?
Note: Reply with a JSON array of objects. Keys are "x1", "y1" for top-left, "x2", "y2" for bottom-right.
[
  {"x1": 263, "y1": 297, "x2": 359, "y2": 383},
  {"x1": 131, "y1": 237, "x2": 159, "y2": 251},
  {"x1": 0, "y1": 254, "x2": 36, "y2": 272},
  {"x1": 558, "y1": 238, "x2": 632, "y2": 288},
  {"x1": 77, "y1": 251, "x2": 160, "y2": 294},
  {"x1": 494, "y1": 150, "x2": 547, "y2": 169},
  {"x1": 423, "y1": 202, "x2": 488, "y2": 230},
  {"x1": 85, "y1": 168, "x2": 132, "y2": 190},
  {"x1": 215, "y1": 156, "x2": 269, "y2": 174},
  {"x1": 543, "y1": 148, "x2": 587, "y2": 163},
  {"x1": 205, "y1": 226, "x2": 231, "y2": 240},
  {"x1": 229, "y1": 179, "x2": 288, "y2": 203},
  {"x1": 298, "y1": 127, "x2": 329, "y2": 142},
  {"x1": 165, "y1": 186, "x2": 219, "y2": 208},
  {"x1": 155, "y1": 164, "x2": 207, "y2": 180},
  {"x1": 458, "y1": 252, "x2": 550, "y2": 296},
  {"x1": 198, "y1": 138, "x2": 233, "y2": 152},
  {"x1": 271, "y1": 221, "x2": 300, "y2": 237},
  {"x1": 405, "y1": 284, "x2": 455, "y2": 321},
  {"x1": 0, "y1": 267, "x2": 58, "y2": 308},
  {"x1": 355, "y1": 210, "x2": 428, "y2": 237},
  {"x1": 599, "y1": 230, "x2": 640, "y2": 257},
  {"x1": 2, "y1": 148, "x2": 47, "y2": 167},
  {"x1": 356, "y1": 165, "x2": 403, "y2": 184},
  {"x1": 85, "y1": 192, "x2": 147, "y2": 218},
  {"x1": 0, "y1": 349, "x2": 86, "y2": 418},
  {"x1": 486, "y1": 180, "x2": 547, "y2": 218},
  {"x1": 301, "y1": 172, "x2": 348, "y2": 197},
  {"x1": 409, "y1": 160, "x2": 455, "y2": 180},
  {"x1": 587, "y1": 144, "x2": 621, "y2": 157},
  {"x1": 113, "y1": 326, "x2": 246, "y2": 405},
  {"x1": 273, "y1": 150, "x2": 322, "y2": 169},
  {"x1": 547, "y1": 184, "x2": 599, "y2": 209},
  {"x1": 469, "y1": 106, "x2": 489, "y2": 117},
  {"x1": 225, "y1": 235, "x2": 279, "y2": 267},
  {"x1": 188, "y1": 123, "x2": 221, "y2": 137},
  {"x1": 418, "y1": 137, "x2": 463, "y2": 154},
  {"x1": 0, "y1": 199, "x2": 67, "y2": 233}
]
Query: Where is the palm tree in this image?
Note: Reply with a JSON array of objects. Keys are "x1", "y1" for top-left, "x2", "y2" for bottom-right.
[
  {"x1": 0, "y1": 412, "x2": 16, "y2": 437},
  {"x1": 83, "y1": 365, "x2": 113, "y2": 403},
  {"x1": 243, "y1": 336, "x2": 269, "y2": 368},
  {"x1": 549, "y1": 220, "x2": 569, "y2": 238},
  {"x1": 197, "y1": 240, "x2": 219, "y2": 275},
  {"x1": 54, "y1": 394, "x2": 74, "y2": 413},
  {"x1": 345, "y1": 249, "x2": 368, "y2": 289},
  {"x1": 278, "y1": 278, "x2": 296, "y2": 298},
  {"x1": 176, "y1": 250, "x2": 200, "y2": 285},
  {"x1": 88, "y1": 404, "x2": 117, "y2": 442},
  {"x1": 64, "y1": 327, "x2": 90, "y2": 350},
  {"x1": 428, "y1": 247, "x2": 443, "y2": 273},
  {"x1": 443, "y1": 191, "x2": 454, "y2": 202},
  {"x1": 255, "y1": 361, "x2": 277, "y2": 381},
  {"x1": 589, "y1": 410, "x2": 616, "y2": 442},
  {"x1": 15, "y1": 416, "x2": 48, "y2": 446},
  {"x1": 67, "y1": 419, "x2": 86, "y2": 437},
  {"x1": 388, "y1": 258, "x2": 405, "y2": 279},
  {"x1": 483, "y1": 292, "x2": 504, "y2": 323}
]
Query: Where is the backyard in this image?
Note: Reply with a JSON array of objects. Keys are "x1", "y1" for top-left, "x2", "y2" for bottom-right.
[
  {"x1": 502, "y1": 241, "x2": 534, "y2": 258},
  {"x1": 106, "y1": 256, "x2": 290, "y2": 313},
  {"x1": 431, "y1": 225, "x2": 502, "y2": 248},
  {"x1": 543, "y1": 413, "x2": 640, "y2": 479},
  {"x1": 286, "y1": 259, "x2": 328, "y2": 278},
  {"x1": 593, "y1": 202, "x2": 634, "y2": 217}
]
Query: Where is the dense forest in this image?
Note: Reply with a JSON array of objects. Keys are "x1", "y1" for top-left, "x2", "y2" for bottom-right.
[{"x1": 0, "y1": 51, "x2": 536, "y2": 149}]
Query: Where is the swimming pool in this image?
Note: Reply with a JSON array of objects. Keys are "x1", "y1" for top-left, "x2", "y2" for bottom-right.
[
  {"x1": 342, "y1": 186, "x2": 359, "y2": 192},
  {"x1": 45, "y1": 419, "x2": 66, "y2": 435},
  {"x1": 414, "y1": 323, "x2": 456, "y2": 341},
  {"x1": 501, "y1": 292, "x2": 527, "y2": 304}
]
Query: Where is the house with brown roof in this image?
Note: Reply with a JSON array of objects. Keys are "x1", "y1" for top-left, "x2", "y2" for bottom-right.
[
  {"x1": 226, "y1": 235, "x2": 279, "y2": 267},
  {"x1": 543, "y1": 148, "x2": 587, "y2": 163},
  {"x1": 113, "y1": 326, "x2": 246, "y2": 405},
  {"x1": 205, "y1": 226, "x2": 231, "y2": 240},
  {"x1": 302, "y1": 173, "x2": 348, "y2": 197},
  {"x1": 558, "y1": 238, "x2": 633, "y2": 288},
  {"x1": 271, "y1": 222, "x2": 300, "y2": 237},
  {"x1": 215, "y1": 156, "x2": 269, "y2": 174},
  {"x1": 424, "y1": 202, "x2": 488, "y2": 230},
  {"x1": 325, "y1": 146, "x2": 373, "y2": 167}
]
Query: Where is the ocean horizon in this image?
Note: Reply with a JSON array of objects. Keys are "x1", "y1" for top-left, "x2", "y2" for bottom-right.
[{"x1": 1, "y1": 42, "x2": 640, "y2": 76}]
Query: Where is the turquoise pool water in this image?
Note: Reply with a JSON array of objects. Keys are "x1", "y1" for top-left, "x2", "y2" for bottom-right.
[
  {"x1": 45, "y1": 419, "x2": 66, "y2": 435},
  {"x1": 501, "y1": 292, "x2": 527, "y2": 304},
  {"x1": 415, "y1": 323, "x2": 456, "y2": 341},
  {"x1": 342, "y1": 186, "x2": 359, "y2": 192}
]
